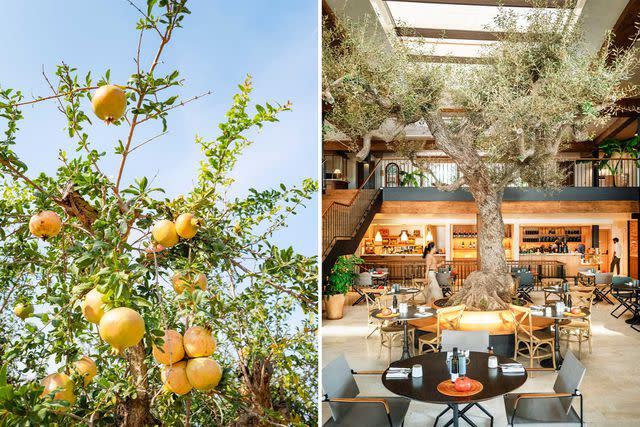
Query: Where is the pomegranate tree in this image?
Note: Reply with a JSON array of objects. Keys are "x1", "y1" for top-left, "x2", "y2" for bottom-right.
[{"x1": 0, "y1": 1, "x2": 317, "y2": 426}]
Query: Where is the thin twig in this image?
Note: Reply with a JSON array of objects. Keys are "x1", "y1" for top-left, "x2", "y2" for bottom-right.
[{"x1": 135, "y1": 91, "x2": 212, "y2": 125}]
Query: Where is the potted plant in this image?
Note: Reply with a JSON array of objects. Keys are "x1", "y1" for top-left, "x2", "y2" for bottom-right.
[
  {"x1": 598, "y1": 136, "x2": 640, "y2": 187},
  {"x1": 399, "y1": 170, "x2": 425, "y2": 187},
  {"x1": 325, "y1": 255, "x2": 363, "y2": 319}
]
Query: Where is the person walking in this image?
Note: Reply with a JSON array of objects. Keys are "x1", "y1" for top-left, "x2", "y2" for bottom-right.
[
  {"x1": 422, "y1": 242, "x2": 444, "y2": 304},
  {"x1": 611, "y1": 237, "x2": 622, "y2": 275}
]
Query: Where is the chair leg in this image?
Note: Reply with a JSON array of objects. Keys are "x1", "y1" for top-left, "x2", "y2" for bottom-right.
[
  {"x1": 577, "y1": 330, "x2": 582, "y2": 360},
  {"x1": 551, "y1": 342, "x2": 556, "y2": 370}
]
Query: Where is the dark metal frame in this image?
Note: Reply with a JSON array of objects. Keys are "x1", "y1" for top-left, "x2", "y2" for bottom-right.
[{"x1": 433, "y1": 402, "x2": 494, "y2": 427}]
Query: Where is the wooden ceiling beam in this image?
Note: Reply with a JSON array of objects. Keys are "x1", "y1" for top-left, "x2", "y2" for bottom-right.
[
  {"x1": 385, "y1": 0, "x2": 574, "y2": 8},
  {"x1": 607, "y1": 0, "x2": 640, "y2": 62},
  {"x1": 595, "y1": 117, "x2": 636, "y2": 144}
]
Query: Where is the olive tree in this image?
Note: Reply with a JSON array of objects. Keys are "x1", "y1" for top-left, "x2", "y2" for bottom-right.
[
  {"x1": 0, "y1": 1, "x2": 317, "y2": 426},
  {"x1": 323, "y1": 6, "x2": 639, "y2": 310}
]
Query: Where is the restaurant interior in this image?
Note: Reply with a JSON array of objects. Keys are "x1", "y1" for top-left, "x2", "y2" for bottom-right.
[{"x1": 321, "y1": 0, "x2": 640, "y2": 426}]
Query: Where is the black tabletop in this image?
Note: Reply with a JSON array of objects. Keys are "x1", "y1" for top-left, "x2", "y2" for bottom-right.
[
  {"x1": 382, "y1": 352, "x2": 527, "y2": 404},
  {"x1": 371, "y1": 306, "x2": 435, "y2": 322}
]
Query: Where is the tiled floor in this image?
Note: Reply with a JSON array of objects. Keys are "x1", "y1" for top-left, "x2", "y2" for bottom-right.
[{"x1": 321, "y1": 292, "x2": 640, "y2": 426}]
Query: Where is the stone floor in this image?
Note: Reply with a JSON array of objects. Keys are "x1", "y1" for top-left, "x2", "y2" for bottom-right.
[{"x1": 321, "y1": 292, "x2": 640, "y2": 426}]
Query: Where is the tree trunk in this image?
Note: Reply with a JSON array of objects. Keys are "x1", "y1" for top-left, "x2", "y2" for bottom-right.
[
  {"x1": 115, "y1": 342, "x2": 155, "y2": 426},
  {"x1": 448, "y1": 189, "x2": 514, "y2": 310}
]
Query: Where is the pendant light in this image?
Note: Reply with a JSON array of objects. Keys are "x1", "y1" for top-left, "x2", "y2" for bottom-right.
[
  {"x1": 426, "y1": 226, "x2": 433, "y2": 242},
  {"x1": 375, "y1": 231, "x2": 382, "y2": 242},
  {"x1": 400, "y1": 230, "x2": 408, "y2": 242}
]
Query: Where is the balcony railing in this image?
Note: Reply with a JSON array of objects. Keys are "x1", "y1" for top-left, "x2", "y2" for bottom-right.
[{"x1": 379, "y1": 158, "x2": 640, "y2": 188}]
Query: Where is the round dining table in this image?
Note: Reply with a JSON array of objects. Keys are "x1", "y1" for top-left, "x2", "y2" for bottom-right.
[
  {"x1": 383, "y1": 351, "x2": 527, "y2": 427},
  {"x1": 531, "y1": 305, "x2": 590, "y2": 369},
  {"x1": 371, "y1": 306, "x2": 435, "y2": 360}
]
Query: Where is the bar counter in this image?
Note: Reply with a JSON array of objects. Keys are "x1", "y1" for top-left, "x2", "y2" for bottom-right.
[{"x1": 519, "y1": 253, "x2": 599, "y2": 277}]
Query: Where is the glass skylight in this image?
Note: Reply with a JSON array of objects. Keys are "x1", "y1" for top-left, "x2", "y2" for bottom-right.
[{"x1": 386, "y1": 2, "x2": 563, "y2": 33}]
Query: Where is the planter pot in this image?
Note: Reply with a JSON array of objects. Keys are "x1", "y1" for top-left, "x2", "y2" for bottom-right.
[
  {"x1": 325, "y1": 294, "x2": 346, "y2": 320},
  {"x1": 600, "y1": 175, "x2": 615, "y2": 187},
  {"x1": 614, "y1": 174, "x2": 628, "y2": 187}
]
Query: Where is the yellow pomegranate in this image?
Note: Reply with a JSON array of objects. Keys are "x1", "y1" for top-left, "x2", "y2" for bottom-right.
[
  {"x1": 99, "y1": 307, "x2": 145, "y2": 354},
  {"x1": 185, "y1": 357, "x2": 222, "y2": 391},
  {"x1": 29, "y1": 211, "x2": 62, "y2": 239},
  {"x1": 81, "y1": 288, "x2": 105, "y2": 324},
  {"x1": 183, "y1": 326, "x2": 216, "y2": 358},
  {"x1": 91, "y1": 85, "x2": 127, "y2": 123},
  {"x1": 14, "y1": 302, "x2": 33, "y2": 320},
  {"x1": 152, "y1": 329, "x2": 185, "y2": 365},
  {"x1": 160, "y1": 361, "x2": 192, "y2": 395},
  {"x1": 41, "y1": 373, "x2": 75, "y2": 406},
  {"x1": 73, "y1": 356, "x2": 97, "y2": 386},
  {"x1": 175, "y1": 213, "x2": 199, "y2": 239},
  {"x1": 172, "y1": 272, "x2": 207, "y2": 294},
  {"x1": 152, "y1": 220, "x2": 179, "y2": 248}
]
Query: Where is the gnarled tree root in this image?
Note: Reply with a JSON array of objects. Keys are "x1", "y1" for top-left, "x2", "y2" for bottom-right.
[{"x1": 446, "y1": 271, "x2": 514, "y2": 311}]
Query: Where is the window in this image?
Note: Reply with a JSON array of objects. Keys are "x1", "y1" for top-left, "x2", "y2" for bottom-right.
[{"x1": 385, "y1": 162, "x2": 400, "y2": 187}]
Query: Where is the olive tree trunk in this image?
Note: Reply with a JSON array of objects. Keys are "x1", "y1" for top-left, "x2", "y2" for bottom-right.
[{"x1": 447, "y1": 189, "x2": 514, "y2": 310}]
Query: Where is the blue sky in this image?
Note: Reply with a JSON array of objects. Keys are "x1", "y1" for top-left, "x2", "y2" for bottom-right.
[{"x1": 0, "y1": 1, "x2": 318, "y2": 257}]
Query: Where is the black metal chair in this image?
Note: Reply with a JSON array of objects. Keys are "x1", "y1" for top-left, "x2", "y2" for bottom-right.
[
  {"x1": 435, "y1": 330, "x2": 494, "y2": 427},
  {"x1": 515, "y1": 270, "x2": 535, "y2": 303},
  {"x1": 322, "y1": 354, "x2": 410, "y2": 426},
  {"x1": 593, "y1": 272, "x2": 614, "y2": 305},
  {"x1": 610, "y1": 276, "x2": 634, "y2": 318},
  {"x1": 503, "y1": 351, "x2": 585, "y2": 426},
  {"x1": 435, "y1": 272, "x2": 453, "y2": 297}
]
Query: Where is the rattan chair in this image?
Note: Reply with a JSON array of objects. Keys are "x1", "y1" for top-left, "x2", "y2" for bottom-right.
[
  {"x1": 411, "y1": 278, "x2": 429, "y2": 304},
  {"x1": 559, "y1": 287, "x2": 595, "y2": 359},
  {"x1": 510, "y1": 304, "x2": 555, "y2": 369},
  {"x1": 418, "y1": 304, "x2": 465, "y2": 354}
]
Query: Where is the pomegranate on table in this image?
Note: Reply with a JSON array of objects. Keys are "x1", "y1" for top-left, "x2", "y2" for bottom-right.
[
  {"x1": 454, "y1": 376, "x2": 472, "y2": 392},
  {"x1": 571, "y1": 307, "x2": 582, "y2": 315}
]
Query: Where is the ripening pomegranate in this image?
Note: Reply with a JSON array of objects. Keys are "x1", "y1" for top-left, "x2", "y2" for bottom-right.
[
  {"x1": 91, "y1": 85, "x2": 127, "y2": 123},
  {"x1": 14, "y1": 302, "x2": 33, "y2": 320},
  {"x1": 175, "y1": 213, "x2": 199, "y2": 239},
  {"x1": 73, "y1": 356, "x2": 97, "y2": 386},
  {"x1": 172, "y1": 272, "x2": 207, "y2": 294},
  {"x1": 183, "y1": 326, "x2": 216, "y2": 358},
  {"x1": 186, "y1": 357, "x2": 222, "y2": 391},
  {"x1": 29, "y1": 211, "x2": 62, "y2": 239},
  {"x1": 81, "y1": 288, "x2": 105, "y2": 324},
  {"x1": 99, "y1": 307, "x2": 145, "y2": 355},
  {"x1": 152, "y1": 329, "x2": 185, "y2": 365},
  {"x1": 41, "y1": 373, "x2": 75, "y2": 406},
  {"x1": 160, "y1": 361, "x2": 192, "y2": 395},
  {"x1": 152, "y1": 220, "x2": 179, "y2": 248}
]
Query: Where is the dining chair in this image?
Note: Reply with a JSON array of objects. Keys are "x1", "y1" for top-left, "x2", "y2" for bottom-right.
[
  {"x1": 510, "y1": 304, "x2": 555, "y2": 369},
  {"x1": 503, "y1": 351, "x2": 586, "y2": 426},
  {"x1": 377, "y1": 294, "x2": 415, "y2": 363},
  {"x1": 593, "y1": 272, "x2": 614, "y2": 305},
  {"x1": 365, "y1": 291, "x2": 382, "y2": 339},
  {"x1": 322, "y1": 354, "x2": 410, "y2": 426},
  {"x1": 411, "y1": 278, "x2": 429, "y2": 304},
  {"x1": 610, "y1": 276, "x2": 634, "y2": 318},
  {"x1": 437, "y1": 330, "x2": 493, "y2": 427},
  {"x1": 541, "y1": 278, "x2": 564, "y2": 305},
  {"x1": 559, "y1": 287, "x2": 595, "y2": 359},
  {"x1": 440, "y1": 330, "x2": 490, "y2": 353},
  {"x1": 515, "y1": 271, "x2": 535, "y2": 303},
  {"x1": 418, "y1": 304, "x2": 465, "y2": 354},
  {"x1": 435, "y1": 272, "x2": 453, "y2": 297}
]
